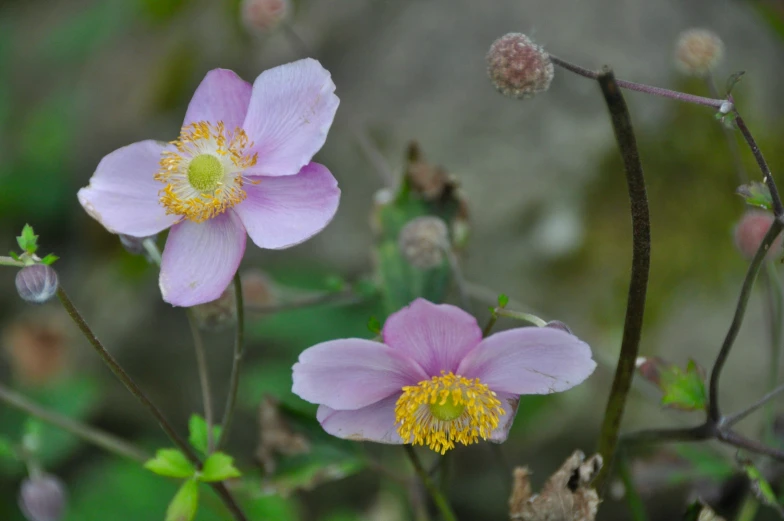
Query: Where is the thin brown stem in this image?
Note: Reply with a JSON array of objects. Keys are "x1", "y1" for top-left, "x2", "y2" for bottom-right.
[
  {"x1": 550, "y1": 55, "x2": 725, "y2": 109},
  {"x1": 217, "y1": 273, "x2": 245, "y2": 451},
  {"x1": 56, "y1": 286, "x2": 249, "y2": 521},
  {"x1": 187, "y1": 309, "x2": 215, "y2": 453},
  {"x1": 725, "y1": 382, "x2": 784, "y2": 427},
  {"x1": 0, "y1": 382, "x2": 149, "y2": 463},
  {"x1": 593, "y1": 69, "x2": 651, "y2": 493},
  {"x1": 705, "y1": 74, "x2": 747, "y2": 184},
  {"x1": 734, "y1": 113, "x2": 784, "y2": 216}
]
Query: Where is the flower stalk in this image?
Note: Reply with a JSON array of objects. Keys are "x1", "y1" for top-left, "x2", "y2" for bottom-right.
[
  {"x1": 217, "y1": 272, "x2": 245, "y2": 451},
  {"x1": 404, "y1": 446, "x2": 458, "y2": 521}
]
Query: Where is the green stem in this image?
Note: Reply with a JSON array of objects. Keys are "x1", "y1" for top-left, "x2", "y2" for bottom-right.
[
  {"x1": 593, "y1": 69, "x2": 651, "y2": 493},
  {"x1": 763, "y1": 262, "x2": 783, "y2": 440},
  {"x1": 735, "y1": 495, "x2": 759, "y2": 521},
  {"x1": 55, "y1": 286, "x2": 249, "y2": 521},
  {"x1": 217, "y1": 272, "x2": 245, "y2": 451},
  {"x1": 495, "y1": 309, "x2": 547, "y2": 327},
  {"x1": 617, "y1": 453, "x2": 648, "y2": 521},
  {"x1": 0, "y1": 382, "x2": 149, "y2": 463},
  {"x1": 0, "y1": 256, "x2": 25, "y2": 267},
  {"x1": 404, "y1": 446, "x2": 458, "y2": 521},
  {"x1": 187, "y1": 309, "x2": 215, "y2": 453}
]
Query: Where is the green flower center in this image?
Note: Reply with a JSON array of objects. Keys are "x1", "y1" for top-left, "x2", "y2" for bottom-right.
[
  {"x1": 428, "y1": 395, "x2": 466, "y2": 421},
  {"x1": 187, "y1": 154, "x2": 224, "y2": 192}
]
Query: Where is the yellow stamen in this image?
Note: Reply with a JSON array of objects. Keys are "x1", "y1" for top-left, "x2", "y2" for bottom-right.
[
  {"x1": 154, "y1": 121, "x2": 258, "y2": 223},
  {"x1": 395, "y1": 371, "x2": 505, "y2": 455}
]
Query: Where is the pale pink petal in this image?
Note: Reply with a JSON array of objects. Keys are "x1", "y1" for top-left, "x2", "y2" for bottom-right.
[
  {"x1": 382, "y1": 299, "x2": 483, "y2": 375},
  {"x1": 456, "y1": 328, "x2": 596, "y2": 395},
  {"x1": 241, "y1": 58, "x2": 339, "y2": 177},
  {"x1": 233, "y1": 162, "x2": 340, "y2": 249},
  {"x1": 159, "y1": 211, "x2": 246, "y2": 307},
  {"x1": 183, "y1": 69, "x2": 252, "y2": 130},
  {"x1": 316, "y1": 395, "x2": 404, "y2": 444},
  {"x1": 488, "y1": 393, "x2": 520, "y2": 442},
  {"x1": 292, "y1": 339, "x2": 427, "y2": 410},
  {"x1": 78, "y1": 141, "x2": 178, "y2": 236}
]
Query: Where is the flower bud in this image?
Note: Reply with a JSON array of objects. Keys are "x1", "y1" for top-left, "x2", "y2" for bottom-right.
[
  {"x1": 734, "y1": 210, "x2": 782, "y2": 260},
  {"x1": 241, "y1": 0, "x2": 289, "y2": 32},
  {"x1": 19, "y1": 474, "x2": 67, "y2": 521},
  {"x1": 674, "y1": 28, "x2": 724, "y2": 76},
  {"x1": 545, "y1": 320, "x2": 573, "y2": 335},
  {"x1": 16, "y1": 265, "x2": 58, "y2": 305},
  {"x1": 487, "y1": 33, "x2": 554, "y2": 99},
  {"x1": 118, "y1": 234, "x2": 155, "y2": 256},
  {"x1": 398, "y1": 217, "x2": 449, "y2": 269}
]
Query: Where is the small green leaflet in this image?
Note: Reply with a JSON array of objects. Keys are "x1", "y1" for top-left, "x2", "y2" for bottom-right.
[
  {"x1": 17, "y1": 224, "x2": 38, "y2": 254},
  {"x1": 742, "y1": 460, "x2": 784, "y2": 516},
  {"x1": 497, "y1": 293, "x2": 509, "y2": 308},
  {"x1": 367, "y1": 316, "x2": 381, "y2": 335},
  {"x1": 200, "y1": 452, "x2": 241, "y2": 482},
  {"x1": 737, "y1": 182, "x2": 773, "y2": 211},
  {"x1": 166, "y1": 478, "x2": 199, "y2": 521},
  {"x1": 187, "y1": 414, "x2": 222, "y2": 456},
  {"x1": 144, "y1": 449, "x2": 195, "y2": 479}
]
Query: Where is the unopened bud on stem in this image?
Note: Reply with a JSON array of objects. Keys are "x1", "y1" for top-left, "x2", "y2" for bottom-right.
[
  {"x1": 487, "y1": 33, "x2": 554, "y2": 99},
  {"x1": 16, "y1": 265, "x2": 58, "y2": 304},
  {"x1": 19, "y1": 474, "x2": 66, "y2": 521}
]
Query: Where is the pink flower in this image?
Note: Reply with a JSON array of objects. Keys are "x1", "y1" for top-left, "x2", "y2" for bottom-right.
[
  {"x1": 78, "y1": 59, "x2": 340, "y2": 306},
  {"x1": 292, "y1": 299, "x2": 596, "y2": 454}
]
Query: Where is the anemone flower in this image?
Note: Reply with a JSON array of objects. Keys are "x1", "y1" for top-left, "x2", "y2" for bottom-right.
[
  {"x1": 292, "y1": 298, "x2": 596, "y2": 454},
  {"x1": 78, "y1": 59, "x2": 340, "y2": 306}
]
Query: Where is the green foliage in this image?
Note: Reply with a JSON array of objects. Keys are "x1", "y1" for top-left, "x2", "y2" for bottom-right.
[
  {"x1": 16, "y1": 224, "x2": 38, "y2": 254},
  {"x1": 144, "y1": 449, "x2": 195, "y2": 479},
  {"x1": 188, "y1": 415, "x2": 222, "y2": 457},
  {"x1": 497, "y1": 293, "x2": 509, "y2": 308},
  {"x1": 40, "y1": 254, "x2": 59, "y2": 265},
  {"x1": 659, "y1": 360, "x2": 708, "y2": 412},
  {"x1": 0, "y1": 437, "x2": 16, "y2": 461},
  {"x1": 742, "y1": 460, "x2": 784, "y2": 516},
  {"x1": 166, "y1": 479, "x2": 199, "y2": 521},
  {"x1": 668, "y1": 445, "x2": 735, "y2": 486},
  {"x1": 200, "y1": 453, "x2": 241, "y2": 483},
  {"x1": 737, "y1": 181, "x2": 772, "y2": 210},
  {"x1": 367, "y1": 315, "x2": 381, "y2": 335}
]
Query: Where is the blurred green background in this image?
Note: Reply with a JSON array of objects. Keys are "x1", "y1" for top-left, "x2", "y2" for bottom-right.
[{"x1": 2, "y1": 0, "x2": 784, "y2": 519}]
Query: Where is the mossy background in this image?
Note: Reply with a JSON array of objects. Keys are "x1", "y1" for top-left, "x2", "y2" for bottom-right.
[{"x1": 1, "y1": 0, "x2": 784, "y2": 519}]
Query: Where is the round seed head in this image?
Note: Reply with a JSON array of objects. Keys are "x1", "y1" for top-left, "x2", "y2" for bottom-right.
[
  {"x1": 19, "y1": 474, "x2": 67, "y2": 521},
  {"x1": 734, "y1": 210, "x2": 782, "y2": 260},
  {"x1": 398, "y1": 217, "x2": 449, "y2": 269},
  {"x1": 487, "y1": 33, "x2": 554, "y2": 99},
  {"x1": 16, "y1": 265, "x2": 58, "y2": 305},
  {"x1": 674, "y1": 28, "x2": 724, "y2": 76}
]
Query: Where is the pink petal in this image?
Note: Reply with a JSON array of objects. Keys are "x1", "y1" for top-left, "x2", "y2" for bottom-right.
[
  {"x1": 316, "y1": 395, "x2": 404, "y2": 444},
  {"x1": 233, "y1": 162, "x2": 340, "y2": 249},
  {"x1": 488, "y1": 393, "x2": 520, "y2": 442},
  {"x1": 456, "y1": 328, "x2": 596, "y2": 395},
  {"x1": 292, "y1": 339, "x2": 427, "y2": 410},
  {"x1": 242, "y1": 58, "x2": 339, "y2": 177},
  {"x1": 183, "y1": 69, "x2": 252, "y2": 130},
  {"x1": 77, "y1": 141, "x2": 178, "y2": 236},
  {"x1": 159, "y1": 211, "x2": 246, "y2": 307},
  {"x1": 382, "y1": 299, "x2": 483, "y2": 376}
]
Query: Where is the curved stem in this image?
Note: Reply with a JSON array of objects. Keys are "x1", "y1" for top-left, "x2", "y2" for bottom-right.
[
  {"x1": 1, "y1": 256, "x2": 25, "y2": 267},
  {"x1": 56, "y1": 286, "x2": 249, "y2": 521},
  {"x1": 187, "y1": 309, "x2": 215, "y2": 453},
  {"x1": 593, "y1": 69, "x2": 651, "y2": 493},
  {"x1": 0, "y1": 382, "x2": 149, "y2": 463},
  {"x1": 404, "y1": 446, "x2": 458, "y2": 521},
  {"x1": 621, "y1": 424, "x2": 713, "y2": 446},
  {"x1": 705, "y1": 73, "x2": 747, "y2": 184},
  {"x1": 718, "y1": 429, "x2": 784, "y2": 461},
  {"x1": 734, "y1": 113, "x2": 784, "y2": 217},
  {"x1": 217, "y1": 272, "x2": 245, "y2": 451},
  {"x1": 725, "y1": 382, "x2": 784, "y2": 427},
  {"x1": 709, "y1": 218, "x2": 784, "y2": 421},
  {"x1": 550, "y1": 55, "x2": 726, "y2": 109}
]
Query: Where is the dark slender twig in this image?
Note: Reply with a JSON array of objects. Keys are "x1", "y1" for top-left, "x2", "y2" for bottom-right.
[
  {"x1": 593, "y1": 68, "x2": 652, "y2": 493},
  {"x1": 404, "y1": 446, "x2": 458, "y2": 521},
  {"x1": 217, "y1": 272, "x2": 245, "y2": 451},
  {"x1": 187, "y1": 309, "x2": 215, "y2": 453},
  {"x1": 718, "y1": 429, "x2": 784, "y2": 460},
  {"x1": 0, "y1": 382, "x2": 149, "y2": 463},
  {"x1": 56, "y1": 287, "x2": 249, "y2": 521},
  {"x1": 550, "y1": 56, "x2": 725, "y2": 109},
  {"x1": 709, "y1": 218, "x2": 784, "y2": 421},
  {"x1": 622, "y1": 424, "x2": 714, "y2": 446},
  {"x1": 705, "y1": 74, "x2": 747, "y2": 184},
  {"x1": 734, "y1": 113, "x2": 784, "y2": 217},
  {"x1": 725, "y1": 382, "x2": 784, "y2": 427}
]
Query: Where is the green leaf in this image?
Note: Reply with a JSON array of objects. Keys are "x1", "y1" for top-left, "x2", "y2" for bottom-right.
[
  {"x1": 742, "y1": 461, "x2": 784, "y2": 516},
  {"x1": 187, "y1": 415, "x2": 221, "y2": 456},
  {"x1": 324, "y1": 275, "x2": 346, "y2": 292},
  {"x1": 737, "y1": 182, "x2": 773, "y2": 211},
  {"x1": 497, "y1": 293, "x2": 509, "y2": 308},
  {"x1": 17, "y1": 224, "x2": 38, "y2": 254},
  {"x1": 144, "y1": 449, "x2": 195, "y2": 479},
  {"x1": 199, "y1": 452, "x2": 241, "y2": 482},
  {"x1": 659, "y1": 359, "x2": 707, "y2": 411},
  {"x1": 166, "y1": 478, "x2": 199, "y2": 521},
  {"x1": 9, "y1": 251, "x2": 20, "y2": 261},
  {"x1": 0, "y1": 437, "x2": 17, "y2": 461},
  {"x1": 40, "y1": 253, "x2": 59, "y2": 265},
  {"x1": 367, "y1": 315, "x2": 381, "y2": 335},
  {"x1": 725, "y1": 70, "x2": 745, "y2": 96}
]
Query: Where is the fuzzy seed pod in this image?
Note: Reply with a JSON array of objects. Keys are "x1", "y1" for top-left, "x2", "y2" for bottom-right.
[
  {"x1": 487, "y1": 33, "x2": 554, "y2": 99},
  {"x1": 674, "y1": 28, "x2": 724, "y2": 76},
  {"x1": 16, "y1": 265, "x2": 58, "y2": 305}
]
